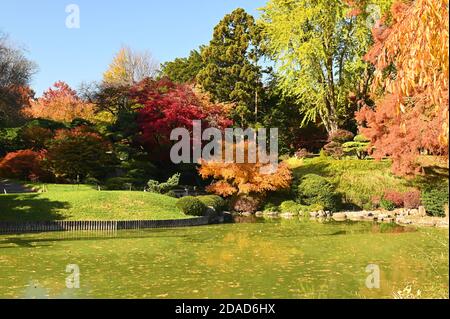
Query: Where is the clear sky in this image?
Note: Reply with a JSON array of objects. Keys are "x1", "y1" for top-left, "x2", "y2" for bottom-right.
[{"x1": 0, "y1": 0, "x2": 266, "y2": 96}]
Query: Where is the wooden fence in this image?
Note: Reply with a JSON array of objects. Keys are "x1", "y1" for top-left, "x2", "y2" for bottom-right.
[{"x1": 0, "y1": 217, "x2": 211, "y2": 235}]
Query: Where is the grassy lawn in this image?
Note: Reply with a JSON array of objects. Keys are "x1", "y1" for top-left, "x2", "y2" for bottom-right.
[
  {"x1": 0, "y1": 184, "x2": 187, "y2": 222},
  {"x1": 287, "y1": 156, "x2": 449, "y2": 210}
]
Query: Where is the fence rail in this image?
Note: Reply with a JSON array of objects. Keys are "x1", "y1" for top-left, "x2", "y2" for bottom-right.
[{"x1": 0, "y1": 217, "x2": 211, "y2": 235}]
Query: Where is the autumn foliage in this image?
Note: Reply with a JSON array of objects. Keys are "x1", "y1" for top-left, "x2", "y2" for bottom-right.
[
  {"x1": 356, "y1": 0, "x2": 449, "y2": 175},
  {"x1": 0, "y1": 149, "x2": 51, "y2": 181},
  {"x1": 199, "y1": 142, "x2": 292, "y2": 200},
  {"x1": 23, "y1": 81, "x2": 96, "y2": 123},
  {"x1": 131, "y1": 79, "x2": 232, "y2": 159},
  {"x1": 46, "y1": 126, "x2": 114, "y2": 180}
]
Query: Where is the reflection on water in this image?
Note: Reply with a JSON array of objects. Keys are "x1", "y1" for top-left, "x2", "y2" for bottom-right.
[{"x1": 0, "y1": 219, "x2": 447, "y2": 299}]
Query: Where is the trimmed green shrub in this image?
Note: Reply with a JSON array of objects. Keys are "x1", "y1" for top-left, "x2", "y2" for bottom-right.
[
  {"x1": 354, "y1": 134, "x2": 370, "y2": 143},
  {"x1": 147, "y1": 173, "x2": 180, "y2": 194},
  {"x1": 279, "y1": 201, "x2": 304, "y2": 214},
  {"x1": 296, "y1": 174, "x2": 342, "y2": 212},
  {"x1": 197, "y1": 195, "x2": 227, "y2": 212},
  {"x1": 422, "y1": 184, "x2": 449, "y2": 217},
  {"x1": 263, "y1": 202, "x2": 279, "y2": 212},
  {"x1": 380, "y1": 198, "x2": 396, "y2": 211},
  {"x1": 176, "y1": 196, "x2": 207, "y2": 216},
  {"x1": 323, "y1": 141, "x2": 344, "y2": 159}
]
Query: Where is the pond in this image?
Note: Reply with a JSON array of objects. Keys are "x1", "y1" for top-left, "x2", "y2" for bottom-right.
[{"x1": 0, "y1": 219, "x2": 448, "y2": 299}]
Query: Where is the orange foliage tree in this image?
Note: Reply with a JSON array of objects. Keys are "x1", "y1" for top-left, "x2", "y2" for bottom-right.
[
  {"x1": 199, "y1": 142, "x2": 292, "y2": 211},
  {"x1": 23, "y1": 81, "x2": 96, "y2": 123},
  {"x1": 356, "y1": 0, "x2": 449, "y2": 175}
]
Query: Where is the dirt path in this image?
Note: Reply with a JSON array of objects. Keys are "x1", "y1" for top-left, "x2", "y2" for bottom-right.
[{"x1": 0, "y1": 179, "x2": 35, "y2": 194}]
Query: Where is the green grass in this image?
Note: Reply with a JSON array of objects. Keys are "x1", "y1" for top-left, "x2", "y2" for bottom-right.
[
  {"x1": 0, "y1": 184, "x2": 188, "y2": 221},
  {"x1": 289, "y1": 157, "x2": 449, "y2": 210}
]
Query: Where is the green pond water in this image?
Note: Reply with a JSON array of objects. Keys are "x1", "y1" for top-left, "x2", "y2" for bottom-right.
[{"x1": 0, "y1": 219, "x2": 448, "y2": 299}]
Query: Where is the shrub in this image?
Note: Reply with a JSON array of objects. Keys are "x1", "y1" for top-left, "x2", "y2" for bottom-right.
[
  {"x1": 263, "y1": 202, "x2": 279, "y2": 212},
  {"x1": 371, "y1": 195, "x2": 381, "y2": 209},
  {"x1": 197, "y1": 195, "x2": 227, "y2": 212},
  {"x1": 328, "y1": 129, "x2": 354, "y2": 144},
  {"x1": 164, "y1": 190, "x2": 178, "y2": 198},
  {"x1": 421, "y1": 184, "x2": 449, "y2": 217},
  {"x1": 342, "y1": 140, "x2": 369, "y2": 159},
  {"x1": 383, "y1": 190, "x2": 404, "y2": 208},
  {"x1": 279, "y1": 201, "x2": 307, "y2": 214},
  {"x1": 104, "y1": 177, "x2": 135, "y2": 190},
  {"x1": 403, "y1": 190, "x2": 421, "y2": 209},
  {"x1": 147, "y1": 173, "x2": 180, "y2": 194},
  {"x1": 380, "y1": 198, "x2": 396, "y2": 211},
  {"x1": 308, "y1": 203, "x2": 325, "y2": 212},
  {"x1": 176, "y1": 196, "x2": 207, "y2": 216},
  {"x1": 295, "y1": 148, "x2": 311, "y2": 159},
  {"x1": 231, "y1": 194, "x2": 262, "y2": 213},
  {"x1": 323, "y1": 141, "x2": 344, "y2": 159},
  {"x1": 296, "y1": 174, "x2": 341, "y2": 212},
  {"x1": 354, "y1": 134, "x2": 370, "y2": 143}
]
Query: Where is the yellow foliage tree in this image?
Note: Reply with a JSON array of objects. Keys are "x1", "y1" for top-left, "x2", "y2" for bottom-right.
[{"x1": 103, "y1": 46, "x2": 159, "y2": 86}]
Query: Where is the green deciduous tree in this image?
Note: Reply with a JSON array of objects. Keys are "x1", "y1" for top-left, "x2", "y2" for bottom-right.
[
  {"x1": 197, "y1": 8, "x2": 265, "y2": 126},
  {"x1": 260, "y1": 0, "x2": 383, "y2": 133}
]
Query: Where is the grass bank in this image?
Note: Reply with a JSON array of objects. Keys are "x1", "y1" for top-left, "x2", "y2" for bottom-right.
[
  {"x1": 0, "y1": 184, "x2": 187, "y2": 222},
  {"x1": 287, "y1": 156, "x2": 449, "y2": 210}
]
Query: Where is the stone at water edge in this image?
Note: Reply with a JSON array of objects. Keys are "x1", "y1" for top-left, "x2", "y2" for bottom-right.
[
  {"x1": 332, "y1": 213, "x2": 347, "y2": 221},
  {"x1": 255, "y1": 212, "x2": 264, "y2": 217},
  {"x1": 418, "y1": 206, "x2": 427, "y2": 217},
  {"x1": 309, "y1": 212, "x2": 319, "y2": 218},
  {"x1": 409, "y1": 209, "x2": 419, "y2": 216},
  {"x1": 280, "y1": 213, "x2": 295, "y2": 219},
  {"x1": 317, "y1": 211, "x2": 327, "y2": 218},
  {"x1": 445, "y1": 204, "x2": 449, "y2": 221}
]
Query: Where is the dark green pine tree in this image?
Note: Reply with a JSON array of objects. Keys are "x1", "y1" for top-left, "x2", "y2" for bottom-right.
[
  {"x1": 197, "y1": 8, "x2": 265, "y2": 126},
  {"x1": 160, "y1": 48, "x2": 205, "y2": 84}
]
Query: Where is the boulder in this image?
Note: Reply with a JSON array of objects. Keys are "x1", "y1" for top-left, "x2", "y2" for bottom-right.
[
  {"x1": 309, "y1": 212, "x2": 319, "y2": 218},
  {"x1": 255, "y1": 211, "x2": 264, "y2": 217},
  {"x1": 264, "y1": 211, "x2": 279, "y2": 217},
  {"x1": 409, "y1": 209, "x2": 419, "y2": 216},
  {"x1": 317, "y1": 210, "x2": 326, "y2": 217},
  {"x1": 280, "y1": 213, "x2": 295, "y2": 219},
  {"x1": 332, "y1": 213, "x2": 347, "y2": 221},
  {"x1": 418, "y1": 206, "x2": 427, "y2": 217}
]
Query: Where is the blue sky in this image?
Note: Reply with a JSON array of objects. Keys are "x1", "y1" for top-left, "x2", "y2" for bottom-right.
[{"x1": 0, "y1": 0, "x2": 266, "y2": 96}]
